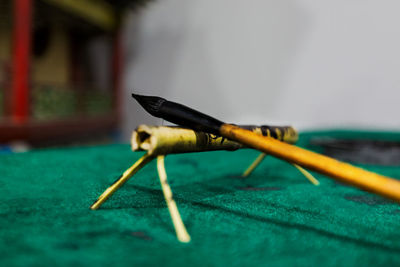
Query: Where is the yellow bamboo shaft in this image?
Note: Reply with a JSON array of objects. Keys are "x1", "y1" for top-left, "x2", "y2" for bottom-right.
[
  {"x1": 221, "y1": 124, "x2": 400, "y2": 202},
  {"x1": 90, "y1": 153, "x2": 154, "y2": 210}
]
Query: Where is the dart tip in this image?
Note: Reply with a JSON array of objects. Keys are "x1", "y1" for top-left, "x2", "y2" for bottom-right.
[
  {"x1": 131, "y1": 93, "x2": 147, "y2": 104},
  {"x1": 131, "y1": 92, "x2": 166, "y2": 117},
  {"x1": 131, "y1": 93, "x2": 141, "y2": 100}
]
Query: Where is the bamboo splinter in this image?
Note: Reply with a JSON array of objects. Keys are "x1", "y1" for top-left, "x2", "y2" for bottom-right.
[
  {"x1": 293, "y1": 164, "x2": 320, "y2": 186},
  {"x1": 242, "y1": 153, "x2": 319, "y2": 186},
  {"x1": 242, "y1": 153, "x2": 267, "y2": 177},
  {"x1": 132, "y1": 93, "x2": 400, "y2": 202},
  {"x1": 90, "y1": 153, "x2": 154, "y2": 210},
  {"x1": 157, "y1": 156, "x2": 191, "y2": 243}
]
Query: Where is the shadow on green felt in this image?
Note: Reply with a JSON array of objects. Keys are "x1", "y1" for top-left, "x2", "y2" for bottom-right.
[
  {"x1": 114, "y1": 183, "x2": 400, "y2": 254},
  {"x1": 95, "y1": 172, "x2": 400, "y2": 255}
]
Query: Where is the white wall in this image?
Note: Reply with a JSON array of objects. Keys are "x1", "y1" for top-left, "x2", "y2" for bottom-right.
[{"x1": 122, "y1": 0, "x2": 400, "y2": 140}]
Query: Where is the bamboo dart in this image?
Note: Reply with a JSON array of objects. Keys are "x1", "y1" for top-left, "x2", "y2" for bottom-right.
[
  {"x1": 91, "y1": 125, "x2": 297, "y2": 210},
  {"x1": 133, "y1": 125, "x2": 316, "y2": 184},
  {"x1": 91, "y1": 124, "x2": 312, "y2": 242},
  {"x1": 132, "y1": 93, "x2": 400, "y2": 202},
  {"x1": 132, "y1": 124, "x2": 297, "y2": 155}
]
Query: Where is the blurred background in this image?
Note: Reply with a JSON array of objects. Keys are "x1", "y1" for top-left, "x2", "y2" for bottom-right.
[{"x1": 1, "y1": 0, "x2": 400, "y2": 151}]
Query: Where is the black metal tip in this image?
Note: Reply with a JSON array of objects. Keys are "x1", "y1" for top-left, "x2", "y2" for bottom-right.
[
  {"x1": 131, "y1": 92, "x2": 224, "y2": 134},
  {"x1": 131, "y1": 93, "x2": 166, "y2": 117}
]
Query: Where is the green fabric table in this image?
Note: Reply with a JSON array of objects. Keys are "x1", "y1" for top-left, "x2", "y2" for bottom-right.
[{"x1": 1, "y1": 131, "x2": 400, "y2": 266}]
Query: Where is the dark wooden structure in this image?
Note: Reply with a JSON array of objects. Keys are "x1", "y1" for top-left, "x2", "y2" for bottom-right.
[{"x1": 0, "y1": 0, "x2": 147, "y2": 145}]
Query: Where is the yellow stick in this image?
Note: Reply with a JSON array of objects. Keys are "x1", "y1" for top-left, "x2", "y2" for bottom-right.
[
  {"x1": 221, "y1": 124, "x2": 400, "y2": 202},
  {"x1": 242, "y1": 153, "x2": 319, "y2": 185},
  {"x1": 157, "y1": 156, "x2": 191, "y2": 243},
  {"x1": 90, "y1": 153, "x2": 154, "y2": 210},
  {"x1": 293, "y1": 164, "x2": 320, "y2": 186},
  {"x1": 242, "y1": 153, "x2": 267, "y2": 177}
]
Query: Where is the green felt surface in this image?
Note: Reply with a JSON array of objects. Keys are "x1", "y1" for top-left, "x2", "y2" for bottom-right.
[{"x1": 1, "y1": 131, "x2": 400, "y2": 266}]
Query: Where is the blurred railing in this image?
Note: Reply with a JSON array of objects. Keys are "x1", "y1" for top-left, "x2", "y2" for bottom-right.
[
  {"x1": 32, "y1": 83, "x2": 113, "y2": 120},
  {"x1": 0, "y1": 79, "x2": 117, "y2": 144},
  {"x1": 0, "y1": 68, "x2": 114, "y2": 121},
  {"x1": 0, "y1": 81, "x2": 3, "y2": 117},
  {"x1": 0, "y1": 60, "x2": 9, "y2": 118},
  {"x1": 0, "y1": 80, "x2": 114, "y2": 120}
]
